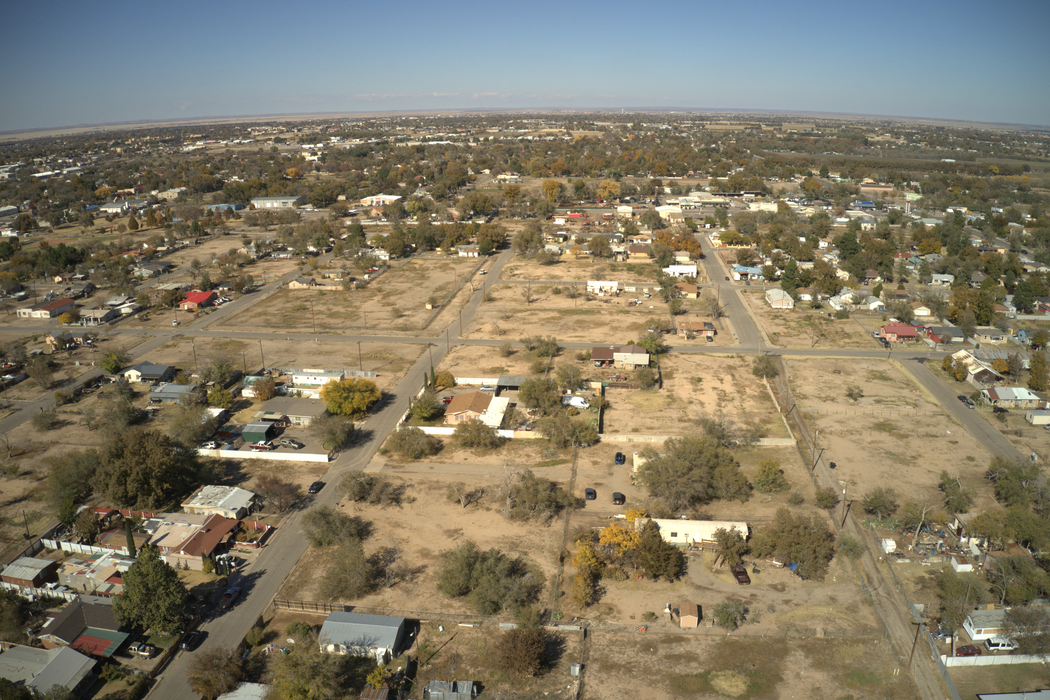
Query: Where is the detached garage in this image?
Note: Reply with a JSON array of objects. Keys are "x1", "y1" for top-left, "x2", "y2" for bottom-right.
[{"x1": 241, "y1": 421, "x2": 276, "y2": 444}]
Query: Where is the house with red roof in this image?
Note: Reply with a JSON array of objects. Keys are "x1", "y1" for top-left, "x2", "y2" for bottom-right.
[
  {"x1": 880, "y1": 322, "x2": 919, "y2": 343},
  {"x1": 178, "y1": 291, "x2": 216, "y2": 311}
]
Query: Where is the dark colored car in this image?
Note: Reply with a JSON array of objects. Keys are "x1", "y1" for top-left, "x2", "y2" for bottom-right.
[
  {"x1": 308, "y1": 481, "x2": 325, "y2": 495},
  {"x1": 585, "y1": 488, "x2": 597, "y2": 500},
  {"x1": 731, "y1": 564, "x2": 751, "y2": 585},
  {"x1": 612, "y1": 492, "x2": 626, "y2": 505},
  {"x1": 222, "y1": 586, "x2": 241, "y2": 608},
  {"x1": 956, "y1": 644, "x2": 982, "y2": 657},
  {"x1": 957, "y1": 395, "x2": 968, "y2": 403},
  {"x1": 992, "y1": 406, "x2": 1008, "y2": 414},
  {"x1": 180, "y1": 631, "x2": 203, "y2": 651},
  {"x1": 614, "y1": 452, "x2": 626, "y2": 465}
]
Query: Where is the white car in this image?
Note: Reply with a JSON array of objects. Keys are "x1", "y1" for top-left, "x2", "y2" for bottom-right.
[{"x1": 199, "y1": 441, "x2": 219, "y2": 450}]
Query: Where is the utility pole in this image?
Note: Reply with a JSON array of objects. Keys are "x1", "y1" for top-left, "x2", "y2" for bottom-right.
[
  {"x1": 907, "y1": 613, "x2": 926, "y2": 670},
  {"x1": 357, "y1": 341, "x2": 363, "y2": 372},
  {"x1": 840, "y1": 486, "x2": 848, "y2": 528},
  {"x1": 445, "y1": 326, "x2": 449, "y2": 354},
  {"x1": 190, "y1": 338, "x2": 198, "y2": 370},
  {"x1": 258, "y1": 339, "x2": 265, "y2": 371}
]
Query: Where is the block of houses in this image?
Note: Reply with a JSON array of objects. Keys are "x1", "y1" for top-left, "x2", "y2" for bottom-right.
[
  {"x1": 182, "y1": 485, "x2": 258, "y2": 520},
  {"x1": 320, "y1": 612, "x2": 406, "y2": 663},
  {"x1": 251, "y1": 195, "x2": 306, "y2": 209},
  {"x1": 982, "y1": 387, "x2": 1042, "y2": 409},
  {"x1": 765, "y1": 289, "x2": 794, "y2": 309},
  {"x1": 1, "y1": 556, "x2": 58, "y2": 588},
  {"x1": 443, "y1": 392, "x2": 491, "y2": 424},
  {"x1": 17, "y1": 298, "x2": 76, "y2": 319},
  {"x1": 149, "y1": 382, "x2": 203, "y2": 404},
  {"x1": 39, "y1": 595, "x2": 129, "y2": 657},
  {"x1": 0, "y1": 645, "x2": 97, "y2": 698},
  {"x1": 880, "y1": 323, "x2": 918, "y2": 342},
  {"x1": 121, "y1": 361, "x2": 174, "y2": 384},
  {"x1": 256, "y1": 396, "x2": 328, "y2": 426},
  {"x1": 680, "y1": 602, "x2": 700, "y2": 629},
  {"x1": 179, "y1": 291, "x2": 217, "y2": 311}
]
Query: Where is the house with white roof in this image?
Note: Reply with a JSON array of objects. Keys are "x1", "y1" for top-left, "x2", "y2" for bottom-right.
[{"x1": 182, "y1": 485, "x2": 258, "y2": 520}]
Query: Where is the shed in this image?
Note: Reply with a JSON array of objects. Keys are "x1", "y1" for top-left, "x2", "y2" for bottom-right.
[
  {"x1": 319, "y1": 612, "x2": 406, "y2": 663},
  {"x1": 1026, "y1": 410, "x2": 1050, "y2": 426},
  {"x1": 242, "y1": 421, "x2": 276, "y2": 444},
  {"x1": 881, "y1": 538, "x2": 897, "y2": 554},
  {"x1": 680, "y1": 602, "x2": 700, "y2": 629},
  {"x1": 950, "y1": 555, "x2": 973, "y2": 573},
  {"x1": 1, "y1": 556, "x2": 58, "y2": 587},
  {"x1": 423, "y1": 680, "x2": 477, "y2": 699}
]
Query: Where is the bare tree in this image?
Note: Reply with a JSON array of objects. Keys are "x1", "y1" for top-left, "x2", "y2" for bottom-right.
[
  {"x1": 447, "y1": 481, "x2": 485, "y2": 508},
  {"x1": 521, "y1": 283, "x2": 533, "y2": 305}
]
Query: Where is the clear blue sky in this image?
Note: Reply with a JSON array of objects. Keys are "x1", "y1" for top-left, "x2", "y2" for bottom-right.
[{"x1": 3, "y1": 0, "x2": 1048, "y2": 133}]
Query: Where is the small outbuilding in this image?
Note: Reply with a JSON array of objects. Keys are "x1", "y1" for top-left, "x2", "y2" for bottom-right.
[
  {"x1": 1, "y1": 556, "x2": 58, "y2": 588},
  {"x1": 241, "y1": 421, "x2": 276, "y2": 444},
  {"x1": 680, "y1": 602, "x2": 700, "y2": 629},
  {"x1": 319, "y1": 612, "x2": 406, "y2": 663}
]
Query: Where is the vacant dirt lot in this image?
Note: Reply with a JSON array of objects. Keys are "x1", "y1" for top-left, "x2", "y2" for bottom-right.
[
  {"x1": 741, "y1": 291, "x2": 876, "y2": 350},
  {"x1": 215, "y1": 255, "x2": 482, "y2": 334},
  {"x1": 787, "y1": 357, "x2": 996, "y2": 509},
  {"x1": 584, "y1": 633, "x2": 916, "y2": 700},
  {"x1": 501, "y1": 257, "x2": 665, "y2": 283},
  {"x1": 603, "y1": 353, "x2": 786, "y2": 439}
]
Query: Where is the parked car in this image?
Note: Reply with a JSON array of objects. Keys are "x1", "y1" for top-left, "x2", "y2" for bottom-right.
[
  {"x1": 442, "y1": 396, "x2": 454, "y2": 404},
  {"x1": 279, "y1": 438, "x2": 304, "y2": 449},
  {"x1": 992, "y1": 406, "x2": 1008, "y2": 414},
  {"x1": 965, "y1": 401, "x2": 976, "y2": 409},
  {"x1": 128, "y1": 642, "x2": 155, "y2": 658},
  {"x1": 724, "y1": 276, "x2": 729, "y2": 281},
  {"x1": 199, "y1": 441, "x2": 218, "y2": 450},
  {"x1": 614, "y1": 452, "x2": 626, "y2": 465},
  {"x1": 180, "y1": 631, "x2": 203, "y2": 651},
  {"x1": 985, "y1": 637, "x2": 1019, "y2": 652},
  {"x1": 479, "y1": 269, "x2": 487, "y2": 275},
  {"x1": 308, "y1": 481, "x2": 325, "y2": 494},
  {"x1": 584, "y1": 488, "x2": 597, "y2": 500},
  {"x1": 955, "y1": 644, "x2": 982, "y2": 657},
  {"x1": 249, "y1": 441, "x2": 275, "y2": 451},
  {"x1": 957, "y1": 395, "x2": 969, "y2": 403},
  {"x1": 222, "y1": 587, "x2": 241, "y2": 608},
  {"x1": 479, "y1": 385, "x2": 495, "y2": 392},
  {"x1": 612, "y1": 492, "x2": 625, "y2": 506},
  {"x1": 930, "y1": 628, "x2": 952, "y2": 642},
  {"x1": 731, "y1": 564, "x2": 751, "y2": 585}
]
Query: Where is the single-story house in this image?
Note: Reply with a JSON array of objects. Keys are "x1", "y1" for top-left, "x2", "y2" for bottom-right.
[
  {"x1": 982, "y1": 387, "x2": 1042, "y2": 409},
  {"x1": 251, "y1": 196, "x2": 306, "y2": 209},
  {"x1": 17, "y1": 298, "x2": 76, "y2": 319},
  {"x1": 455, "y1": 245, "x2": 480, "y2": 258},
  {"x1": 319, "y1": 612, "x2": 406, "y2": 663},
  {"x1": 963, "y1": 609, "x2": 1010, "y2": 642},
  {"x1": 1, "y1": 556, "x2": 58, "y2": 588},
  {"x1": 78, "y1": 308, "x2": 120, "y2": 326},
  {"x1": 675, "y1": 319, "x2": 716, "y2": 339},
  {"x1": 613, "y1": 344, "x2": 650, "y2": 368},
  {"x1": 973, "y1": 326, "x2": 1007, "y2": 344},
  {"x1": 122, "y1": 361, "x2": 174, "y2": 384},
  {"x1": 444, "y1": 392, "x2": 492, "y2": 424},
  {"x1": 765, "y1": 289, "x2": 794, "y2": 309},
  {"x1": 179, "y1": 291, "x2": 217, "y2": 311},
  {"x1": 910, "y1": 302, "x2": 932, "y2": 318},
  {"x1": 635, "y1": 518, "x2": 748, "y2": 548},
  {"x1": 680, "y1": 602, "x2": 700, "y2": 629},
  {"x1": 146, "y1": 513, "x2": 240, "y2": 571},
  {"x1": 359, "y1": 194, "x2": 401, "y2": 208},
  {"x1": 288, "y1": 277, "x2": 317, "y2": 290},
  {"x1": 0, "y1": 645, "x2": 97, "y2": 698},
  {"x1": 39, "y1": 595, "x2": 129, "y2": 657},
  {"x1": 663, "y1": 264, "x2": 698, "y2": 278},
  {"x1": 150, "y1": 382, "x2": 204, "y2": 404},
  {"x1": 256, "y1": 396, "x2": 328, "y2": 426},
  {"x1": 930, "y1": 273, "x2": 955, "y2": 287},
  {"x1": 860, "y1": 295, "x2": 885, "y2": 312},
  {"x1": 56, "y1": 552, "x2": 133, "y2": 597},
  {"x1": 586, "y1": 280, "x2": 621, "y2": 296},
  {"x1": 881, "y1": 323, "x2": 918, "y2": 342},
  {"x1": 182, "y1": 485, "x2": 258, "y2": 520},
  {"x1": 795, "y1": 287, "x2": 815, "y2": 302},
  {"x1": 675, "y1": 283, "x2": 699, "y2": 299},
  {"x1": 925, "y1": 326, "x2": 965, "y2": 344}
]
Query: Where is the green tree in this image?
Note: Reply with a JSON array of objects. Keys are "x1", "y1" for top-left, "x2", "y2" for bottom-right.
[
  {"x1": 410, "y1": 390, "x2": 443, "y2": 421},
  {"x1": 748, "y1": 508, "x2": 837, "y2": 581},
  {"x1": 634, "y1": 366, "x2": 657, "y2": 389},
  {"x1": 987, "y1": 456, "x2": 1040, "y2": 508},
  {"x1": 815, "y1": 487, "x2": 840, "y2": 510},
  {"x1": 301, "y1": 506, "x2": 366, "y2": 547},
  {"x1": 555, "y1": 364, "x2": 583, "y2": 392},
  {"x1": 503, "y1": 469, "x2": 577, "y2": 522},
  {"x1": 753, "y1": 459, "x2": 789, "y2": 493},
  {"x1": 168, "y1": 403, "x2": 217, "y2": 448},
  {"x1": 93, "y1": 429, "x2": 205, "y2": 509},
  {"x1": 187, "y1": 647, "x2": 243, "y2": 700},
  {"x1": 268, "y1": 629, "x2": 347, "y2": 700},
  {"x1": 518, "y1": 377, "x2": 561, "y2": 415},
  {"x1": 309, "y1": 413, "x2": 354, "y2": 450},
  {"x1": 938, "y1": 471, "x2": 974, "y2": 514},
  {"x1": 113, "y1": 545, "x2": 188, "y2": 633},
  {"x1": 386, "y1": 425, "x2": 441, "y2": 459},
  {"x1": 861, "y1": 487, "x2": 899, "y2": 519},
  {"x1": 437, "y1": 540, "x2": 543, "y2": 615},
  {"x1": 320, "y1": 377, "x2": 381, "y2": 418},
  {"x1": 713, "y1": 601, "x2": 748, "y2": 630},
  {"x1": 101, "y1": 350, "x2": 131, "y2": 374},
  {"x1": 636, "y1": 435, "x2": 751, "y2": 509},
  {"x1": 1029, "y1": 351, "x2": 1049, "y2": 391},
  {"x1": 752, "y1": 355, "x2": 779, "y2": 380},
  {"x1": 713, "y1": 527, "x2": 748, "y2": 567},
  {"x1": 207, "y1": 386, "x2": 234, "y2": 409},
  {"x1": 318, "y1": 538, "x2": 376, "y2": 600},
  {"x1": 453, "y1": 418, "x2": 502, "y2": 450}
]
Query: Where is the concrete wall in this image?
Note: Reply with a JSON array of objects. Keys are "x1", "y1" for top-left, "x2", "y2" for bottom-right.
[
  {"x1": 942, "y1": 653, "x2": 1048, "y2": 667},
  {"x1": 196, "y1": 448, "x2": 330, "y2": 463}
]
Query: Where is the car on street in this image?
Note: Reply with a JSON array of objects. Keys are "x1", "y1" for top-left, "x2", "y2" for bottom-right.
[
  {"x1": 724, "y1": 276, "x2": 729, "y2": 281},
  {"x1": 249, "y1": 441, "x2": 275, "y2": 451},
  {"x1": 479, "y1": 269, "x2": 487, "y2": 275},
  {"x1": 308, "y1": 481, "x2": 325, "y2": 494},
  {"x1": 128, "y1": 643, "x2": 156, "y2": 658},
  {"x1": 222, "y1": 587, "x2": 241, "y2": 608},
  {"x1": 955, "y1": 644, "x2": 982, "y2": 657},
  {"x1": 279, "y1": 438, "x2": 304, "y2": 449},
  {"x1": 957, "y1": 395, "x2": 968, "y2": 403},
  {"x1": 965, "y1": 400, "x2": 976, "y2": 409},
  {"x1": 180, "y1": 631, "x2": 203, "y2": 651},
  {"x1": 585, "y1": 488, "x2": 597, "y2": 500},
  {"x1": 731, "y1": 564, "x2": 751, "y2": 585},
  {"x1": 614, "y1": 452, "x2": 626, "y2": 465},
  {"x1": 612, "y1": 492, "x2": 625, "y2": 506}
]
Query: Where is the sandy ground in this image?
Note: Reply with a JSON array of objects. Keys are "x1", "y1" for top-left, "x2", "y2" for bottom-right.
[
  {"x1": 740, "y1": 291, "x2": 876, "y2": 350},
  {"x1": 787, "y1": 357, "x2": 996, "y2": 509},
  {"x1": 501, "y1": 257, "x2": 664, "y2": 283}
]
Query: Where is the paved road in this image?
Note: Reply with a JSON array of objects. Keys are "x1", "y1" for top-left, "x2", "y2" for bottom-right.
[{"x1": 696, "y1": 234, "x2": 764, "y2": 348}]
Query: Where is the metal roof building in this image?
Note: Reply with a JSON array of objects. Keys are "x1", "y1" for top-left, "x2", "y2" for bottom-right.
[{"x1": 319, "y1": 612, "x2": 405, "y2": 663}]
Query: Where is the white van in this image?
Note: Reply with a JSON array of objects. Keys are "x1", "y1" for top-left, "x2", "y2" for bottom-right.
[{"x1": 985, "y1": 637, "x2": 1018, "y2": 652}]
